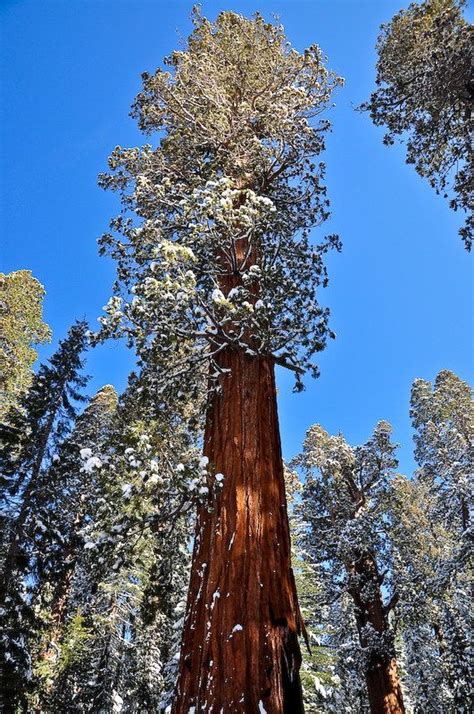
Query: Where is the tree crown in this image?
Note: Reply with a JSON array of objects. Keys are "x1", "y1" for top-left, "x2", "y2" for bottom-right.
[{"x1": 97, "y1": 9, "x2": 343, "y2": 393}]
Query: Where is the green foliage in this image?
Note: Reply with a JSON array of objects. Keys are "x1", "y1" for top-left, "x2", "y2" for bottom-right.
[
  {"x1": 410, "y1": 369, "x2": 473, "y2": 532},
  {"x1": 34, "y1": 610, "x2": 93, "y2": 687},
  {"x1": 0, "y1": 319, "x2": 88, "y2": 500},
  {"x1": 285, "y1": 467, "x2": 337, "y2": 710},
  {"x1": 391, "y1": 370, "x2": 473, "y2": 712},
  {"x1": 0, "y1": 270, "x2": 51, "y2": 420},
  {"x1": 34, "y1": 374, "x2": 196, "y2": 712},
  {"x1": 363, "y1": 0, "x2": 473, "y2": 249},
  {"x1": 57, "y1": 612, "x2": 93, "y2": 672}
]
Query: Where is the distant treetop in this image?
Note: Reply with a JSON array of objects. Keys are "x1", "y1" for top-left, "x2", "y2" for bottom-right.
[
  {"x1": 363, "y1": 0, "x2": 473, "y2": 250},
  {"x1": 0, "y1": 270, "x2": 51, "y2": 420}
]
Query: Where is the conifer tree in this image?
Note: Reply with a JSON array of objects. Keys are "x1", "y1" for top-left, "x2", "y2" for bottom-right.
[
  {"x1": 363, "y1": 0, "x2": 473, "y2": 249},
  {"x1": 45, "y1": 372, "x2": 199, "y2": 712},
  {"x1": 0, "y1": 320, "x2": 88, "y2": 712},
  {"x1": 387, "y1": 370, "x2": 473, "y2": 712},
  {"x1": 410, "y1": 369, "x2": 472, "y2": 534},
  {"x1": 97, "y1": 10, "x2": 342, "y2": 710},
  {"x1": 285, "y1": 467, "x2": 338, "y2": 710},
  {"x1": 388, "y1": 474, "x2": 471, "y2": 712},
  {"x1": 0, "y1": 270, "x2": 51, "y2": 420},
  {"x1": 31, "y1": 384, "x2": 119, "y2": 708},
  {"x1": 294, "y1": 423, "x2": 405, "y2": 714}
]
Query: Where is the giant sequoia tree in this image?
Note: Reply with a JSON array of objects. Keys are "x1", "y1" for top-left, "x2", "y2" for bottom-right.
[
  {"x1": 97, "y1": 9, "x2": 342, "y2": 711},
  {"x1": 364, "y1": 0, "x2": 473, "y2": 250},
  {"x1": 294, "y1": 423, "x2": 405, "y2": 714}
]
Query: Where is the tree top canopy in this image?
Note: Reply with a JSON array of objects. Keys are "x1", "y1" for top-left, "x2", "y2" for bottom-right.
[{"x1": 97, "y1": 9, "x2": 343, "y2": 396}]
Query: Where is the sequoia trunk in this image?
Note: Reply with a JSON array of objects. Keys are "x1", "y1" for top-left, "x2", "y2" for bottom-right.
[
  {"x1": 174, "y1": 348, "x2": 304, "y2": 713},
  {"x1": 365, "y1": 660, "x2": 405, "y2": 714},
  {"x1": 39, "y1": 538, "x2": 80, "y2": 677},
  {"x1": 42, "y1": 557, "x2": 76, "y2": 664},
  {"x1": 349, "y1": 555, "x2": 405, "y2": 714}
]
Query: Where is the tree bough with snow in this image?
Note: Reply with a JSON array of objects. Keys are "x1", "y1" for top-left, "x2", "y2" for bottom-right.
[{"x1": 0, "y1": 270, "x2": 51, "y2": 421}]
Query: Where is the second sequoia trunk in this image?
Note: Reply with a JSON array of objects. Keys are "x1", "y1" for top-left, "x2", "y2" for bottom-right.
[
  {"x1": 349, "y1": 555, "x2": 405, "y2": 714},
  {"x1": 174, "y1": 348, "x2": 304, "y2": 713}
]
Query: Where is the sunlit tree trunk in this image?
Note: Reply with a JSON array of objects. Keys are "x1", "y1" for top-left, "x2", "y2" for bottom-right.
[
  {"x1": 174, "y1": 349, "x2": 304, "y2": 713},
  {"x1": 349, "y1": 555, "x2": 405, "y2": 714}
]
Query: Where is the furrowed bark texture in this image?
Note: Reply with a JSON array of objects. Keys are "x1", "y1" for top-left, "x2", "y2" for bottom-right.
[
  {"x1": 349, "y1": 556, "x2": 405, "y2": 714},
  {"x1": 174, "y1": 348, "x2": 304, "y2": 713}
]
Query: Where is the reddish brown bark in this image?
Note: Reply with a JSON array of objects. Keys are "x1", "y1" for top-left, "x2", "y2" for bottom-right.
[
  {"x1": 174, "y1": 348, "x2": 304, "y2": 713},
  {"x1": 365, "y1": 660, "x2": 405, "y2": 714},
  {"x1": 42, "y1": 552, "x2": 77, "y2": 665},
  {"x1": 349, "y1": 555, "x2": 405, "y2": 714}
]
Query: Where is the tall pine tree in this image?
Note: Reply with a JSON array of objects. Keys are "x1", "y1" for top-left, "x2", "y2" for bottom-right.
[
  {"x1": 30, "y1": 384, "x2": 119, "y2": 709},
  {"x1": 43, "y1": 371, "x2": 200, "y2": 712},
  {"x1": 0, "y1": 320, "x2": 88, "y2": 712}
]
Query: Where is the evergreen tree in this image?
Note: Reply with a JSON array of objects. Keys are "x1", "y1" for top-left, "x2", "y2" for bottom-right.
[
  {"x1": 386, "y1": 370, "x2": 473, "y2": 712},
  {"x1": 0, "y1": 320, "x2": 88, "y2": 712},
  {"x1": 388, "y1": 474, "x2": 452, "y2": 712},
  {"x1": 410, "y1": 369, "x2": 472, "y2": 534},
  {"x1": 294, "y1": 422, "x2": 405, "y2": 714},
  {"x1": 0, "y1": 269, "x2": 51, "y2": 420},
  {"x1": 410, "y1": 372, "x2": 472, "y2": 711},
  {"x1": 30, "y1": 384, "x2": 119, "y2": 709},
  {"x1": 97, "y1": 9, "x2": 342, "y2": 710},
  {"x1": 292, "y1": 372, "x2": 472, "y2": 713},
  {"x1": 389, "y1": 474, "x2": 472, "y2": 712},
  {"x1": 363, "y1": 0, "x2": 473, "y2": 249},
  {"x1": 285, "y1": 467, "x2": 338, "y2": 711},
  {"x1": 45, "y1": 373, "x2": 199, "y2": 712}
]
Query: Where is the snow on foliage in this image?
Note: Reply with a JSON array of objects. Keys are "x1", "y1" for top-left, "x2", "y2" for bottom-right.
[{"x1": 94, "y1": 9, "x2": 343, "y2": 397}]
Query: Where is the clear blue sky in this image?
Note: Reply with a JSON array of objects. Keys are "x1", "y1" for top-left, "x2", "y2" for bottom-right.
[{"x1": 1, "y1": 0, "x2": 472, "y2": 476}]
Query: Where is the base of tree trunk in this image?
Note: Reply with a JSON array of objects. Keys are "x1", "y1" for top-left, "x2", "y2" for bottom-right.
[{"x1": 173, "y1": 349, "x2": 304, "y2": 713}]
